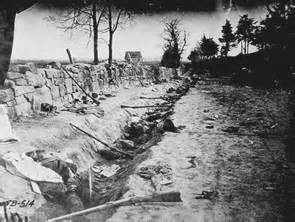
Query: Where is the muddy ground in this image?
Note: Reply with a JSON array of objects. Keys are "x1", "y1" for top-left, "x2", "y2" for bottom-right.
[{"x1": 105, "y1": 78, "x2": 295, "y2": 222}]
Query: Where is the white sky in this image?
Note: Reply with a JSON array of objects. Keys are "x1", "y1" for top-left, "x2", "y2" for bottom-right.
[{"x1": 11, "y1": 5, "x2": 266, "y2": 62}]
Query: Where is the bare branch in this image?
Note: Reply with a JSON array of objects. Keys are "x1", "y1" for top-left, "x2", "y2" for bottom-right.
[
  {"x1": 96, "y1": 7, "x2": 106, "y2": 28},
  {"x1": 112, "y1": 8, "x2": 124, "y2": 32}
]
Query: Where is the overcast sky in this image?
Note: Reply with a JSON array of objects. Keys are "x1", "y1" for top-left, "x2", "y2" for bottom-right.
[{"x1": 11, "y1": 5, "x2": 266, "y2": 62}]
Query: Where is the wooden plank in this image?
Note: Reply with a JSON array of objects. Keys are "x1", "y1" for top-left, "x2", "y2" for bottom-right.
[{"x1": 48, "y1": 191, "x2": 182, "y2": 222}]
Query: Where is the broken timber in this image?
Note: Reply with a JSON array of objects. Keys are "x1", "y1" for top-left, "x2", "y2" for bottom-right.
[
  {"x1": 48, "y1": 191, "x2": 182, "y2": 222},
  {"x1": 70, "y1": 123, "x2": 133, "y2": 159}
]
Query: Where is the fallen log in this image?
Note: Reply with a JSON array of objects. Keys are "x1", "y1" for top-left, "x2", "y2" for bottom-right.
[
  {"x1": 70, "y1": 123, "x2": 133, "y2": 159},
  {"x1": 121, "y1": 104, "x2": 172, "y2": 109},
  {"x1": 48, "y1": 191, "x2": 182, "y2": 222}
]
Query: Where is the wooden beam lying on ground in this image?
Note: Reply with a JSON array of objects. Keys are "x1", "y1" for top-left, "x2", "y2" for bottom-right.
[
  {"x1": 121, "y1": 104, "x2": 171, "y2": 109},
  {"x1": 70, "y1": 123, "x2": 133, "y2": 159},
  {"x1": 48, "y1": 191, "x2": 182, "y2": 222}
]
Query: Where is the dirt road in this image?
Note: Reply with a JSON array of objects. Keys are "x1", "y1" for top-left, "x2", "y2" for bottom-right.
[{"x1": 107, "y1": 79, "x2": 293, "y2": 222}]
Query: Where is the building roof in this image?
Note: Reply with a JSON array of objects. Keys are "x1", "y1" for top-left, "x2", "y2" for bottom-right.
[{"x1": 125, "y1": 51, "x2": 142, "y2": 60}]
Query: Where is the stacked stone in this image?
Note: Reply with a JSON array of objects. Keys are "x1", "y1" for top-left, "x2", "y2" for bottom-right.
[{"x1": 0, "y1": 62, "x2": 156, "y2": 119}]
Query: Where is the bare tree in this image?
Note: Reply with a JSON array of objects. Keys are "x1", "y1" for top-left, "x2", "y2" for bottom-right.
[
  {"x1": 104, "y1": 1, "x2": 132, "y2": 67},
  {"x1": 161, "y1": 18, "x2": 187, "y2": 68},
  {"x1": 47, "y1": 0, "x2": 106, "y2": 65}
]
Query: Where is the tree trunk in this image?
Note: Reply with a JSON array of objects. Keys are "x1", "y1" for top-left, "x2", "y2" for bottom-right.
[
  {"x1": 108, "y1": 3, "x2": 113, "y2": 68},
  {"x1": 92, "y1": 2, "x2": 99, "y2": 65},
  {"x1": 0, "y1": 9, "x2": 16, "y2": 86}
]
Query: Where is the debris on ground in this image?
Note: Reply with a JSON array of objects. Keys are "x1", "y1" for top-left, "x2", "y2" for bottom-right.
[
  {"x1": 194, "y1": 190, "x2": 219, "y2": 200},
  {"x1": 103, "y1": 93, "x2": 116, "y2": 98},
  {"x1": 62, "y1": 100, "x2": 104, "y2": 117},
  {"x1": 186, "y1": 156, "x2": 197, "y2": 169},
  {"x1": 137, "y1": 161, "x2": 173, "y2": 191},
  {"x1": 92, "y1": 164, "x2": 120, "y2": 179},
  {"x1": 41, "y1": 103, "x2": 57, "y2": 113}
]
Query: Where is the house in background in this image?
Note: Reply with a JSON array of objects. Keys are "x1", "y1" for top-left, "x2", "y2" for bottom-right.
[{"x1": 125, "y1": 51, "x2": 143, "y2": 64}]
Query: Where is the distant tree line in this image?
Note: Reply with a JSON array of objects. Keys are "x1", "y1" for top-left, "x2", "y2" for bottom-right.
[
  {"x1": 186, "y1": 1, "x2": 295, "y2": 59},
  {"x1": 160, "y1": 0, "x2": 295, "y2": 87}
]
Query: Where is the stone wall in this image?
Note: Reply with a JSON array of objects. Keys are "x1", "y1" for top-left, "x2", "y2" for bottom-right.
[
  {"x1": 0, "y1": 61, "x2": 179, "y2": 119},
  {"x1": 0, "y1": 62, "x2": 157, "y2": 119}
]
